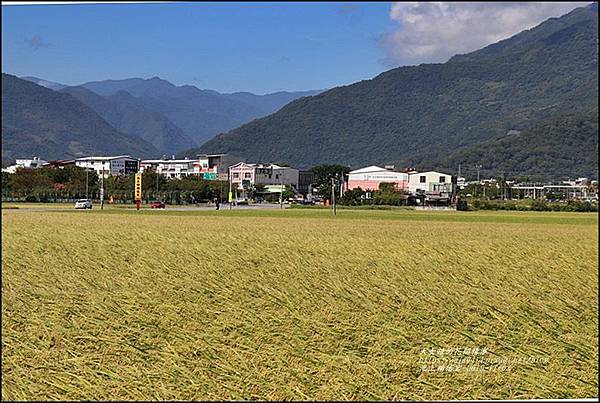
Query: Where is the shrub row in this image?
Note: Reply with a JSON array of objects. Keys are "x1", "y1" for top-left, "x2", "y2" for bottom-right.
[{"x1": 469, "y1": 198, "x2": 598, "y2": 212}]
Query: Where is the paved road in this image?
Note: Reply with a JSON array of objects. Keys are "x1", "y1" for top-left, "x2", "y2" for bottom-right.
[
  {"x1": 3, "y1": 203, "x2": 292, "y2": 212},
  {"x1": 155, "y1": 203, "x2": 291, "y2": 211}
]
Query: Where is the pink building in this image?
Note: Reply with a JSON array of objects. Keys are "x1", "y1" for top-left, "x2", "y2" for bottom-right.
[
  {"x1": 229, "y1": 162, "x2": 256, "y2": 190},
  {"x1": 347, "y1": 165, "x2": 409, "y2": 191}
]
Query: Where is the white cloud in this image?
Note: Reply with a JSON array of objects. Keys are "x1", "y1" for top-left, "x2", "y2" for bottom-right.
[{"x1": 381, "y1": 2, "x2": 590, "y2": 66}]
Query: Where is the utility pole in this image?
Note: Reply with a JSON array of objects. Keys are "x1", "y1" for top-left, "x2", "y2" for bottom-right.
[
  {"x1": 100, "y1": 167, "x2": 104, "y2": 210},
  {"x1": 85, "y1": 166, "x2": 89, "y2": 199},
  {"x1": 331, "y1": 176, "x2": 337, "y2": 216},
  {"x1": 280, "y1": 168, "x2": 284, "y2": 209},
  {"x1": 476, "y1": 164, "x2": 482, "y2": 198},
  {"x1": 458, "y1": 164, "x2": 461, "y2": 179},
  {"x1": 156, "y1": 168, "x2": 159, "y2": 200}
]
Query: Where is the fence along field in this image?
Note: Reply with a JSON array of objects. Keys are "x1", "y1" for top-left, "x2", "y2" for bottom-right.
[{"x1": 1, "y1": 208, "x2": 598, "y2": 400}]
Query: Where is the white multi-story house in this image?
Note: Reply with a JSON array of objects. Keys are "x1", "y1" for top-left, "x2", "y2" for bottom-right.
[
  {"x1": 2, "y1": 157, "x2": 48, "y2": 174},
  {"x1": 408, "y1": 171, "x2": 453, "y2": 201},
  {"x1": 75, "y1": 156, "x2": 139, "y2": 177},
  {"x1": 140, "y1": 158, "x2": 198, "y2": 179},
  {"x1": 229, "y1": 162, "x2": 299, "y2": 191}
]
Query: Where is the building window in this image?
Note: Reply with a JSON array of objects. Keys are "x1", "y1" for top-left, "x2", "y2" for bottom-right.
[
  {"x1": 275, "y1": 174, "x2": 279, "y2": 179},
  {"x1": 420, "y1": 176, "x2": 426, "y2": 183},
  {"x1": 439, "y1": 176, "x2": 445, "y2": 183},
  {"x1": 244, "y1": 172, "x2": 251, "y2": 179},
  {"x1": 233, "y1": 172, "x2": 239, "y2": 178}
]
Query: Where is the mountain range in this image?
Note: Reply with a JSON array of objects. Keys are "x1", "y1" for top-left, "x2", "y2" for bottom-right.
[
  {"x1": 59, "y1": 85, "x2": 197, "y2": 155},
  {"x1": 193, "y1": 3, "x2": 598, "y2": 179},
  {"x1": 25, "y1": 76, "x2": 323, "y2": 148},
  {"x1": 3, "y1": 75, "x2": 322, "y2": 163},
  {"x1": 2, "y1": 73, "x2": 160, "y2": 163}
]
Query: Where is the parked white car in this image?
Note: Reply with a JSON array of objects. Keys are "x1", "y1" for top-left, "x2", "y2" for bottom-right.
[{"x1": 74, "y1": 199, "x2": 92, "y2": 209}]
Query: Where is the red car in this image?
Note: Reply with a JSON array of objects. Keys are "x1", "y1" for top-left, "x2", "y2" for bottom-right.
[{"x1": 150, "y1": 201, "x2": 166, "y2": 209}]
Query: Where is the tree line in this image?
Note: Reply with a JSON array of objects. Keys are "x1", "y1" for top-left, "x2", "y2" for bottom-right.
[{"x1": 1, "y1": 166, "x2": 230, "y2": 204}]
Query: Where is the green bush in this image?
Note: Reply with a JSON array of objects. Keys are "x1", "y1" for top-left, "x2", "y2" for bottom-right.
[
  {"x1": 468, "y1": 197, "x2": 597, "y2": 212},
  {"x1": 531, "y1": 199, "x2": 548, "y2": 211}
]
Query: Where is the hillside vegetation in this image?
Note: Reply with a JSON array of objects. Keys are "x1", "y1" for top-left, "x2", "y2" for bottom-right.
[
  {"x1": 438, "y1": 108, "x2": 599, "y2": 179},
  {"x1": 61, "y1": 86, "x2": 197, "y2": 155},
  {"x1": 1, "y1": 74, "x2": 159, "y2": 163}
]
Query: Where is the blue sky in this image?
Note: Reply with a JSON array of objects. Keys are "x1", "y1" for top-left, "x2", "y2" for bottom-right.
[
  {"x1": 2, "y1": 2, "x2": 393, "y2": 94},
  {"x1": 1, "y1": 2, "x2": 588, "y2": 94}
]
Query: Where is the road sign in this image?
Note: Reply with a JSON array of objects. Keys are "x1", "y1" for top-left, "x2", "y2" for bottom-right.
[
  {"x1": 135, "y1": 173, "x2": 142, "y2": 201},
  {"x1": 203, "y1": 172, "x2": 217, "y2": 180}
]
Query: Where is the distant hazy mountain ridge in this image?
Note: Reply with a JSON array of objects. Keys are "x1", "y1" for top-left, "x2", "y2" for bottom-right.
[
  {"x1": 78, "y1": 77, "x2": 322, "y2": 146},
  {"x1": 20, "y1": 76, "x2": 66, "y2": 91},
  {"x1": 60, "y1": 85, "x2": 197, "y2": 155}
]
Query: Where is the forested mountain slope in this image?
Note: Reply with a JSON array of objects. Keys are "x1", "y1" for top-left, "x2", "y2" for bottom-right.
[{"x1": 2, "y1": 74, "x2": 159, "y2": 163}]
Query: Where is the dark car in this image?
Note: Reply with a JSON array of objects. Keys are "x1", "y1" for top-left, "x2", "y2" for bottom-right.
[{"x1": 150, "y1": 201, "x2": 166, "y2": 209}]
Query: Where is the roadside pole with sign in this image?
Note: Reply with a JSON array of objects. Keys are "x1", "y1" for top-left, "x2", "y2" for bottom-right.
[
  {"x1": 135, "y1": 172, "x2": 142, "y2": 210},
  {"x1": 228, "y1": 166, "x2": 233, "y2": 210}
]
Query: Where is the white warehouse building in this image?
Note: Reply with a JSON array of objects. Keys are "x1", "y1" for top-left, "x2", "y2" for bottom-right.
[
  {"x1": 1, "y1": 156, "x2": 47, "y2": 174},
  {"x1": 140, "y1": 158, "x2": 198, "y2": 179},
  {"x1": 75, "y1": 155, "x2": 139, "y2": 177}
]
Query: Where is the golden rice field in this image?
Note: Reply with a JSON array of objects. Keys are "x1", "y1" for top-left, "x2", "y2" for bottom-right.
[{"x1": 1, "y1": 207, "x2": 598, "y2": 400}]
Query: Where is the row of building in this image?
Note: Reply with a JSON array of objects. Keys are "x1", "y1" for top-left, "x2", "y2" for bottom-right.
[
  {"x1": 9, "y1": 154, "x2": 595, "y2": 203},
  {"x1": 2, "y1": 155, "x2": 456, "y2": 202},
  {"x1": 2, "y1": 154, "x2": 235, "y2": 180}
]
